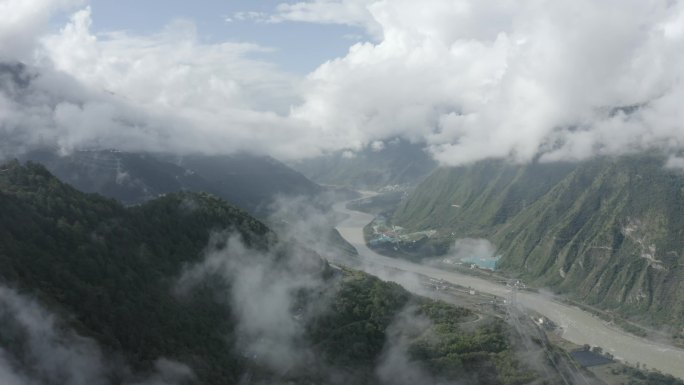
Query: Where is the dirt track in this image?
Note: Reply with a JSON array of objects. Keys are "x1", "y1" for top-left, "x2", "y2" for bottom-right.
[{"x1": 333, "y1": 199, "x2": 684, "y2": 380}]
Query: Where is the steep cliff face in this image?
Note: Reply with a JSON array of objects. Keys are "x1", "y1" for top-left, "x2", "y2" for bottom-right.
[{"x1": 393, "y1": 156, "x2": 684, "y2": 326}]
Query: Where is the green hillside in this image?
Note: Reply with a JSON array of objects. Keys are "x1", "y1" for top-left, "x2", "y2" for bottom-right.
[
  {"x1": 0, "y1": 161, "x2": 552, "y2": 385},
  {"x1": 393, "y1": 155, "x2": 684, "y2": 328}
]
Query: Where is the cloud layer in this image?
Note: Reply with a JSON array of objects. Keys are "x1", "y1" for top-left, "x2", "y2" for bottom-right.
[
  {"x1": 291, "y1": 0, "x2": 684, "y2": 165},
  {"x1": 0, "y1": 0, "x2": 83, "y2": 60},
  {"x1": 2, "y1": 0, "x2": 684, "y2": 165},
  {"x1": 1, "y1": 4, "x2": 316, "y2": 160}
]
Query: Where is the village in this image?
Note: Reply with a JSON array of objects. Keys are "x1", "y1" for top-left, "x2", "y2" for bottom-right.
[{"x1": 366, "y1": 214, "x2": 437, "y2": 248}]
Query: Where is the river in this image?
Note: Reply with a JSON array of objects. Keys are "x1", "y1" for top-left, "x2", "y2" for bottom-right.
[{"x1": 332, "y1": 199, "x2": 684, "y2": 379}]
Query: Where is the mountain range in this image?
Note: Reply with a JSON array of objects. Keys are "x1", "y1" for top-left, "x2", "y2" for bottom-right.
[
  {"x1": 0, "y1": 161, "x2": 569, "y2": 385},
  {"x1": 19, "y1": 149, "x2": 322, "y2": 216},
  {"x1": 392, "y1": 155, "x2": 684, "y2": 329}
]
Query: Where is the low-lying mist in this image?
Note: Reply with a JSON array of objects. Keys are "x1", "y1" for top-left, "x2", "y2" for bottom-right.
[
  {"x1": 444, "y1": 238, "x2": 497, "y2": 263},
  {"x1": 176, "y1": 232, "x2": 331, "y2": 375},
  {"x1": 0, "y1": 286, "x2": 194, "y2": 385}
]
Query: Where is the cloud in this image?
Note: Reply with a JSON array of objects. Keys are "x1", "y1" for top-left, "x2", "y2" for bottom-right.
[
  {"x1": 177, "y1": 232, "x2": 330, "y2": 373},
  {"x1": 0, "y1": 60, "x2": 183, "y2": 158},
  {"x1": 41, "y1": 7, "x2": 293, "y2": 113},
  {"x1": 231, "y1": 11, "x2": 269, "y2": 22},
  {"x1": 0, "y1": 1, "x2": 332, "y2": 162},
  {"x1": 266, "y1": 192, "x2": 357, "y2": 260},
  {"x1": 0, "y1": 0, "x2": 83, "y2": 60},
  {"x1": 36, "y1": 7, "x2": 320, "y2": 158},
  {"x1": 370, "y1": 140, "x2": 385, "y2": 151},
  {"x1": 447, "y1": 238, "x2": 496, "y2": 262},
  {"x1": 0, "y1": 286, "x2": 193, "y2": 385},
  {"x1": 3, "y1": 0, "x2": 684, "y2": 166},
  {"x1": 0, "y1": 285, "x2": 108, "y2": 385},
  {"x1": 271, "y1": 0, "x2": 381, "y2": 38},
  {"x1": 0, "y1": 6, "x2": 331, "y2": 161},
  {"x1": 291, "y1": 0, "x2": 684, "y2": 165},
  {"x1": 375, "y1": 306, "x2": 435, "y2": 385},
  {"x1": 665, "y1": 155, "x2": 684, "y2": 170},
  {"x1": 174, "y1": 219, "x2": 432, "y2": 381},
  {"x1": 128, "y1": 359, "x2": 194, "y2": 385}
]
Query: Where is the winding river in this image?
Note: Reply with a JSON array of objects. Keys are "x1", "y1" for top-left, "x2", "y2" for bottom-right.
[{"x1": 332, "y1": 199, "x2": 684, "y2": 379}]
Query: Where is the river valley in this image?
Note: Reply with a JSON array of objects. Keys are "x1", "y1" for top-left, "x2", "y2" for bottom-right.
[{"x1": 333, "y1": 198, "x2": 684, "y2": 379}]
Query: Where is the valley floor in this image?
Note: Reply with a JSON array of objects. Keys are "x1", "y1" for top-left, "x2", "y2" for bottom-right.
[{"x1": 332, "y1": 198, "x2": 684, "y2": 381}]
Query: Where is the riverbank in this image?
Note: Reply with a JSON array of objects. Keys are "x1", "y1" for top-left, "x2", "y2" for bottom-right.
[{"x1": 332, "y1": 198, "x2": 684, "y2": 380}]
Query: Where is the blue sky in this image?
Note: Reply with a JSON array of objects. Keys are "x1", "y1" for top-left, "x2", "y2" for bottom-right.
[{"x1": 85, "y1": 0, "x2": 368, "y2": 74}]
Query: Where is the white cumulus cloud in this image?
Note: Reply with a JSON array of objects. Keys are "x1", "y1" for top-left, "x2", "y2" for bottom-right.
[
  {"x1": 291, "y1": 0, "x2": 684, "y2": 165},
  {"x1": 2, "y1": 0, "x2": 684, "y2": 165},
  {"x1": 1, "y1": 6, "x2": 331, "y2": 160},
  {"x1": 0, "y1": 0, "x2": 83, "y2": 60}
]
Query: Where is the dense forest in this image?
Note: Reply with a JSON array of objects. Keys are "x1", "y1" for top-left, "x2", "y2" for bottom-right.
[{"x1": 0, "y1": 161, "x2": 553, "y2": 384}]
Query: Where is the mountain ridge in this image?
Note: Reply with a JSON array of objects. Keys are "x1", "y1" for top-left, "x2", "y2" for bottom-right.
[
  {"x1": 0, "y1": 160, "x2": 557, "y2": 385},
  {"x1": 18, "y1": 149, "x2": 323, "y2": 216},
  {"x1": 392, "y1": 155, "x2": 684, "y2": 328}
]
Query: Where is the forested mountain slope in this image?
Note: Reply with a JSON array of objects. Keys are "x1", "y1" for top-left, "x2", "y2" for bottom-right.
[
  {"x1": 21, "y1": 149, "x2": 322, "y2": 215},
  {"x1": 0, "y1": 161, "x2": 552, "y2": 385},
  {"x1": 393, "y1": 155, "x2": 684, "y2": 327}
]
